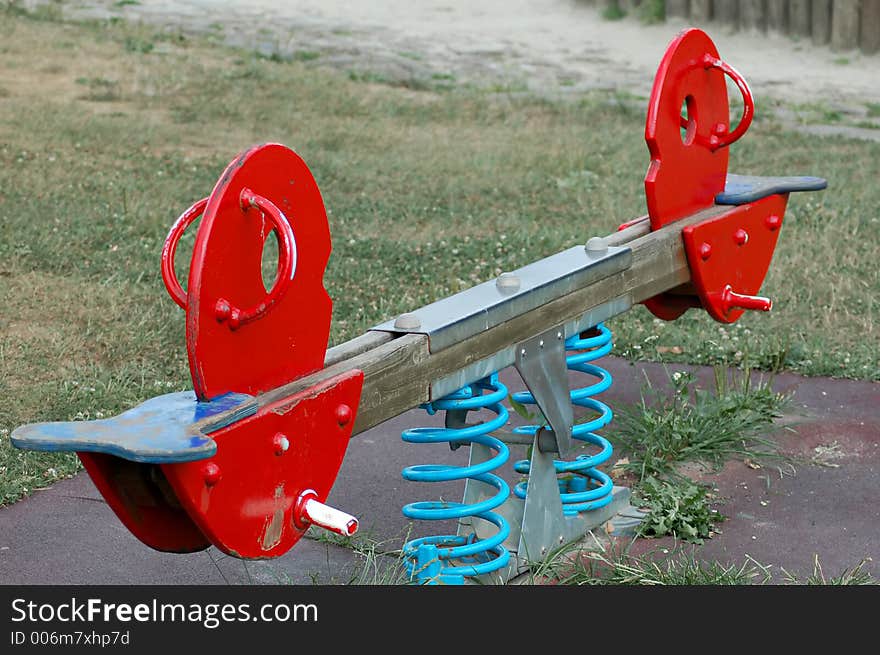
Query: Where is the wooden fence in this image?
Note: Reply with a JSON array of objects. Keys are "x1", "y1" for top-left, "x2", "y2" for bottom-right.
[{"x1": 596, "y1": 1, "x2": 879, "y2": 54}]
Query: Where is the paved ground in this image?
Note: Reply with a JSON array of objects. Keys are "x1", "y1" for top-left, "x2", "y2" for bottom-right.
[{"x1": 2, "y1": 358, "x2": 877, "y2": 584}]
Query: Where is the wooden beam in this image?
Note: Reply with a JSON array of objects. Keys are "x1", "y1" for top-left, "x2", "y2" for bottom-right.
[{"x1": 192, "y1": 204, "x2": 730, "y2": 439}]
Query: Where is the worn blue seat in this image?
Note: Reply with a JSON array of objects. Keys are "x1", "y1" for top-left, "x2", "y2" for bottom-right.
[
  {"x1": 11, "y1": 391, "x2": 254, "y2": 463},
  {"x1": 716, "y1": 174, "x2": 827, "y2": 205}
]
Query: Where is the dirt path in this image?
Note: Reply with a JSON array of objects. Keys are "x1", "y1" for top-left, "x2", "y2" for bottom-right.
[{"x1": 30, "y1": 0, "x2": 880, "y2": 113}]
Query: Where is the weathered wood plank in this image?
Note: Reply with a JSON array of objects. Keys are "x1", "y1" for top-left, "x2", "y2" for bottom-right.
[
  {"x1": 193, "y1": 204, "x2": 731, "y2": 439},
  {"x1": 325, "y1": 331, "x2": 392, "y2": 367},
  {"x1": 713, "y1": 0, "x2": 740, "y2": 26},
  {"x1": 832, "y1": 0, "x2": 862, "y2": 50},
  {"x1": 789, "y1": 0, "x2": 813, "y2": 36},
  {"x1": 767, "y1": 0, "x2": 788, "y2": 32},
  {"x1": 811, "y1": 0, "x2": 832, "y2": 44},
  {"x1": 862, "y1": 0, "x2": 880, "y2": 53},
  {"x1": 691, "y1": 0, "x2": 713, "y2": 22},
  {"x1": 739, "y1": 0, "x2": 768, "y2": 31}
]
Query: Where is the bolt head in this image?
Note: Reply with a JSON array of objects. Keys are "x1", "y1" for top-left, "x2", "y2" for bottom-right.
[
  {"x1": 202, "y1": 462, "x2": 222, "y2": 487},
  {"x1": 335, "y1": 403, "x2": 352, "y2": 427},
  {"x1": 496, "y1": 272, "x2": 521, "y2": 293},
  {"x1": 393, "y1": 312, "x2": 421, "y2": 330},
  {"x1": 699, "y1": 242, "x2": 712, "y2": 260},
  {"x1": 765, "y1": 214, "x2": 781, "y2": 231},
  {"x1": 734, "y1": 228, "x2": 749, "y2": 246},
  {"x1": 214, "y1": 298, "x2": 231, "y2": 321},
  {"x1": 273, "y1": 432, "x2": 289, "y2": 456},
  {"x1": 585, "y1": 236, "x2": 608, "y2": 254}
]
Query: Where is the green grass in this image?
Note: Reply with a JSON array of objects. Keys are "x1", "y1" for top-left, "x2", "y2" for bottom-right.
[
  {"x1": 602, "y1": 4, "x2": 627, "y2": 21},
  {"x1": 535, "y1": 540, "x2": 876, "y2": 585},
  {"x1": 637, "y1": 0, "x2": 666, "y2": 25},
  {"x1": 611, "y1": 368, "x2": 788, "y2": 481},
  {"x1": 782, "y1": 555, "x2": 875, "y2": 585},
  {"x1": 0, "y1": 9, "x2": 877, "y2": 506}
]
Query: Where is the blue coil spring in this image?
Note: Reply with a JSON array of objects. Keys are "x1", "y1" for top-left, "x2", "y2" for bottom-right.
[
  {"x1": 400, "y1": 374, "x2": 511, "y2": 584},
  {"x1": 511, "y1": 323, "x2": 614, "y2": 516}
]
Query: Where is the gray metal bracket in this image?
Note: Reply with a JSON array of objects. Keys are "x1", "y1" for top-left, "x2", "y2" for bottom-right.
[
  {"x1": 513, "y1": 326, "x2": 574, "y2": 457},
  {"x1": 517, "y1": 443, "x2": 567, "y2": 565},
  {"x1": 370, "y1": 244, "x2": 631, "y2": 352}
]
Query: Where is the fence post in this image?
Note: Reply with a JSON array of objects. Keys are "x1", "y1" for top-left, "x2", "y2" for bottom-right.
[
  {"x1": 739, "y1": 0, "x2": 768, "y2": 31},
  {"x1": 789, "y1": 0, "x2": 813, "y2": 36},
  {"x1": 811, "y1": 0, "x2": 832, "y2": 44},
  {"x1": 691, "y1": 0, "x2": 713, "y2": 21},
  {"x1": 862, "y1": 0, "x2": 880, "y2": 53},
  {"x1": 666, "y1": 0, "x2": 690, "y2": 18},
  {"x1": 767, "y1": 0, "x2": 789, "y2": 33},
  {"x1": 713, "y1": 0, "x2": 740, "y2": 26},
  {"x1": 832, "y1": 1, "x2": 862, "y2": 51}
]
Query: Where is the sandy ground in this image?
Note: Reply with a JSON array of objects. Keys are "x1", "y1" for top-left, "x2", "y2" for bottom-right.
[{"x1": 24, "y1": 0, "x2": 880, "y2": 116}]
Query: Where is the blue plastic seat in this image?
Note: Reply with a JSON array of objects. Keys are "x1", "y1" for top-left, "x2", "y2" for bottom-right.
[
  {"x1": 716, "y1": 174, "x2": 827, "y2": 205},
  {"x1": 11, "y1": 391, "x2": 253, "y2": 463}
]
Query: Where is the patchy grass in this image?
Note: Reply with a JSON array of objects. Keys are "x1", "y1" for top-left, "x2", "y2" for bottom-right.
[
  {"x1": 782, "y1": 555, "x2": 875, "y2": 585},
  {"x1": 611, "y1": 368, "x2": 788, "y2": 481},
  {"x1": 0, "y1": 9, "x2": 877, "y2": 505},
  {"x1": 537, "y1": 540, "x2": 876, "y2": 586},
  {"x1": 551, "y1": 549, "x2": 772, "y2": 586}
]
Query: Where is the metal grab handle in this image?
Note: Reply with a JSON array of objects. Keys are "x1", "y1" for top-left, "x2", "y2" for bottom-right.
[
  {"x1": 679, "y1": 54, "x2": 755, "y2": 151},
  {"x1": 214, "y1": 188, "x2": 297, "y2": 330},
  {"x1": 160, "y1": 189, "x2": 298, "y2": 330},
  {"x1": 161, "y1": 197, "x2": 208, "y2": 309}
]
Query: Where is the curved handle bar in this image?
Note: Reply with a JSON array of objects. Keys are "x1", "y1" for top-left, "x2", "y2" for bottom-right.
[
  {"x1": 161, "y1": 197, "x2": 208, "y2": 310},
  {"x1": 703, "y1": 54, "x2": 754, "y2": 150},
  {"x1": 160, "y1": 189, "x2": 297, "y2": 330},
  {"x1": 679, "y1": 54, "x2": 754, "y2": 151},
  {"x1": 214, "y1": 188, "x2": 297, "y2": 330}
]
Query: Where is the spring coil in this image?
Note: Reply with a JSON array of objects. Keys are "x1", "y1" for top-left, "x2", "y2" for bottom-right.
[
  {"x1": 511, "y1": 323, "x2": 614, "y2": 516},
  {"x1": 400, "y1": 374, "x2": 511, "y2": 584}
]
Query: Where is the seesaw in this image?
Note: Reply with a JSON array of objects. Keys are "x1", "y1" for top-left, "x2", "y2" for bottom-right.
[{"x1": 12, "y1": 29, "x2": 825, "y2": 583}]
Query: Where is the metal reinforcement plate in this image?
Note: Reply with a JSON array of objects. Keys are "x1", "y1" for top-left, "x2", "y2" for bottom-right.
[{"x1": 370, "y1": 244, "x2": 631, "y2": 352}]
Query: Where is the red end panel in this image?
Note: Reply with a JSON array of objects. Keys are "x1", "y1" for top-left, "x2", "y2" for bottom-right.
[
  {"x1": 186, "y1": 143, "x2": 332, "y2": 400},
  {"x1": 642, "y1": 294, "x2": 702, "y2": 321},
  {"x1": 160, "y1": 370, "x2": 364, "y2": 559},
  {"x1": 682, "y1": 194, "x2": 788, "y2": 323},
  {"x1": 645, "y1": 29, "x2": 729, "y2": 229},
  {"x1": 78, "y1": 453, "x2": 210, "y2": 553}
]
